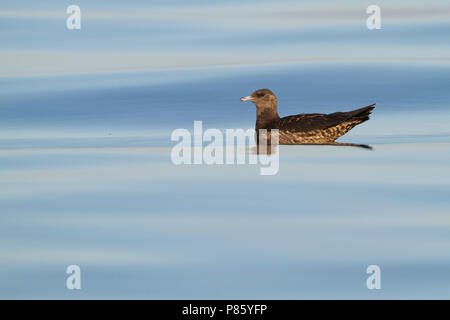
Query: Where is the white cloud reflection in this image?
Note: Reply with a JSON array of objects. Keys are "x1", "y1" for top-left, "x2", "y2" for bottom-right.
[{"x1": 1, "y1": 1, "x2": 449, "y2": 76}]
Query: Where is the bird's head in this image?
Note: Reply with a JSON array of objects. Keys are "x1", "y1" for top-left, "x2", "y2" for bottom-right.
[{"x1": 240, "y1": 89, "x2": 277, "y2": 110}]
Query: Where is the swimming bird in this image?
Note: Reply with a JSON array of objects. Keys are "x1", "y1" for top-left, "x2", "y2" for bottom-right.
[{"x1": 240, "y1": 88, "x2": 375, "y2": 148}]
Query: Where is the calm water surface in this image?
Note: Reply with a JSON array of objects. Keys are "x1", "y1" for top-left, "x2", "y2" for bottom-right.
[{"x1": 1, "y1": 62, "x2": 450, "y2": 298}]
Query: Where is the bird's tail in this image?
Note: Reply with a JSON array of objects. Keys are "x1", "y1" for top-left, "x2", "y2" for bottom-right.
[{"x1": 348, "y1": 104, "x2": 376, "y2": 123}]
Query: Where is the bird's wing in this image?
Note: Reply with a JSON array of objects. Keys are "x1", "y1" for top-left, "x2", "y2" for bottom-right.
[{"x1": 276, "y1": 104, "x2": 375, "y2": 132}]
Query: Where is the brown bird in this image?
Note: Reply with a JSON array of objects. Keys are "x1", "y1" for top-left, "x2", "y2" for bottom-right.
[{"x1": 240, "y1": 88, "x2": 375, "y2": 149}]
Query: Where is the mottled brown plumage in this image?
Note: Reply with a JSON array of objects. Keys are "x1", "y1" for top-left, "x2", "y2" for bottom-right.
[{"x1": 240, "y1": 88, "x2": 375, "y2": 148}]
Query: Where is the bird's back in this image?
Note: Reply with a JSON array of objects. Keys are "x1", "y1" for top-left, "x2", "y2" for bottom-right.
[{"x1": 271, "y1": 104, "x2": 375, "y2": 144}]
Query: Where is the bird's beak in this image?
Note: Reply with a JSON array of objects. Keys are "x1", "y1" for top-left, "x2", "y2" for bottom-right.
[{"x1": 240, "y1": 95, "x2": 253, "y2": 102}]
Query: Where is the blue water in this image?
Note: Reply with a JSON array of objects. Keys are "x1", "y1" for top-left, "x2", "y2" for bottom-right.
[
  {"x1": 1, "y1": 0, "x2": 450, "y2": 299},
  {"x1": 1, "y1": 63, "x2": 450, "y2": 299}
]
